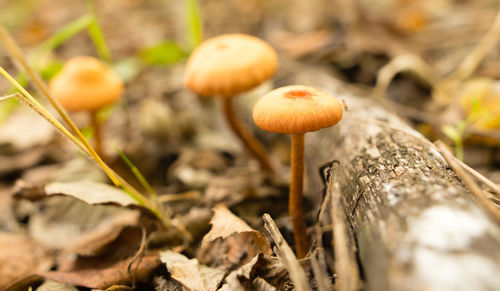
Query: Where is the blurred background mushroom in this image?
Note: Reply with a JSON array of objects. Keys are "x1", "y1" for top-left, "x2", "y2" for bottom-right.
[
  {"x1": 184, "y1": 33, "x2": 278, "y2": 173},
  {"x1": 49, "y1": 56, "x2": 123, "y2": 158}
]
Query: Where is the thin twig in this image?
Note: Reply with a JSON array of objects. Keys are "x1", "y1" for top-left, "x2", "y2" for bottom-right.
[
  {"x1": 263, "y1": 213, "x2": 310, "y2": 291},
  {"x1": 0, "y1": 93, "x2": 18, "y2": 101},
  {"x1": 313, "y1": 173, "x2": 335, "y2": 290},
  {"x1": 310, "y1": 252, "x2": 330, "y2": 291},
  {"x1": 454, "y1": 157, "x2": 500, "y2": 197},
  {"x1": 128, "y1": 227, "x2": 147, "y2": 289},
  {"x1": 373, "y1": 54, "x2": 438, "y2": 100},
  {"x1": 156, "y1": 191, "x2": 201, "y2": 203},
  {"x1": 444, "y1": 4, "x2": 500, "y2": 82},
  {"x1": 436, "y1": 140, "x2": 500, "y2": 222}
]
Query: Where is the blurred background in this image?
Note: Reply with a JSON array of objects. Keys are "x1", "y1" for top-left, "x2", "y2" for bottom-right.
[{"x1": 1, "y1": 0, "x2": 499, "y2": 197}]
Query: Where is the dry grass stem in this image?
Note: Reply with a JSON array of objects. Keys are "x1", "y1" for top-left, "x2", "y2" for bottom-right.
[
  {"x1": 436, "y1": 140, "x2": 500, "y2": 222},
  {"x1": 263, "y1": 213, "x2": 310, "y2": 291},
  {"x1": 373, "y1": 54, "x2": 438, "y2": 100}
]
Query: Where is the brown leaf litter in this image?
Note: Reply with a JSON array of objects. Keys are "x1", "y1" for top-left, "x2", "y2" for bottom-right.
[
  {"x1": 0, "y1": 232, "x2": 52, "y2": 289},
  {"x1": 6, "y1": 255, "x2": 161, "y2": 290},
  {"x1": 198, "y1": 205, "x2": 272, "y2": 271}
]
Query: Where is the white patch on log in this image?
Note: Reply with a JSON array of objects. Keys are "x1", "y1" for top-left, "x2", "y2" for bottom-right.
[
  {"x1": 403, "y1": 206, "x2": 500, "y2": 291},
  {"x1": 412, "y1": 206, "x2": 486, "y2": 250},
  {"x1": 413, "y1": 249, "x2": 500, "y2": 291}
]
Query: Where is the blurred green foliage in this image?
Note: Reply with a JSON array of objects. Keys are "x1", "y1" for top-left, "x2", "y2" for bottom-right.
[
  {"x1": 1, "y1": 0, "x2": 204, "y2": 124},
  {"x1": 441, "y1": 98, "x2": 484, "y2": 160},
  {"x1": 186, "y1": 0, "x2": 203, "y2": 49},
  {"x1": 139, "y1": 41, "x2": 186, "y2": 65}
]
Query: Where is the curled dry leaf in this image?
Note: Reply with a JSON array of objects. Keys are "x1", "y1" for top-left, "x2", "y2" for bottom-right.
[
  {"x1": 160, "y1": 250, "x2": 225, "y2": 291},
  {"x1": 220, "y1": 253, "x2": 289, "y2": 291},
  {"x1": 0, "y1": 232, "x2": 52, "y2": 289},
  {"x1": 45, "y1": 181, "x2": 138, "y2": 207},
  {"x1": 198, "y1": 205, "x2": 271, "y2": 271},
  {"x1": 68, "y1": 210, "x2": 140, "y2": 256}
]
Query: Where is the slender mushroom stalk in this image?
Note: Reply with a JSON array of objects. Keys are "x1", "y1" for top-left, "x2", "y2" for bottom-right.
[
  {"x1": 253, "y1": 85, "x2": 343, "y2": 258},
  {"x1": 184, "y1": 34, "x2": 278, "y2": 173},
  {"x1": 290, "y1": 132, "x2": 308, "y2": 258},
  {"x1": 222, "y1": 98, "x2": 274, "y2": 172},
  {"x1": 49, "y1": 56, "x2": 124, "y2": 159}
]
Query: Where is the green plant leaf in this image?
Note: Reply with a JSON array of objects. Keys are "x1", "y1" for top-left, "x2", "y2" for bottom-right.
[
  {"x1": 139, "y1": 41, "x2": 186, "y2": 65},
  {"x1": 442, "y1": 125, "x2": 460, "y2": 142},
  {"x1": 113, "y1": 57, "x2": 142, "y2": 82},
  {"x1": 39, "y1": 60, "x2": 63, "y2": 80}
]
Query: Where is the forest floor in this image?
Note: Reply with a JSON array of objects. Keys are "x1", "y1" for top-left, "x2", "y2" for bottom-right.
[{"x1": 0, "y1": 0, "x2": 499, "y2": 290}]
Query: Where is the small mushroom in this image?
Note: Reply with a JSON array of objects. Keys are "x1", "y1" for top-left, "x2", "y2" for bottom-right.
[
  {"x1": 49, "y1": 56, "x2": 124, "y2": 157},
  {"x1": 184, "y1": 33, "x2": 278, "y2": 173},
  {"x1": 253, "y1": 85, "x2": 343, "y2": 258}
]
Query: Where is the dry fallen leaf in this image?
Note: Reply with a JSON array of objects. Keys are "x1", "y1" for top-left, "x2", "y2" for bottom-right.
[
  {"x1": 36, "y1": 279, "x2": 78, "y2": 291},
  {"x1": 0, "y1": 186, "x2": 19, "y2": 232},
  {"x1": 0, "y1": 109, "x2": 55, "y2": 150},
  {"x1": 0, "y1": 232, "x2": 52, "y2": 289},
  {"x1": 40, "y1": 255, "x2": 160, "y2": 289},
  {"x1": 45, "y1": 181, "x2": 138, "y2": 207},
  {"x1": 160, "y1": 250, "x2": 225, "y2": 291},
  {"x1": 198, "y1": 205, "x2": 271, "y2": 271},
  {"x1": 68, "y1": 210, "x2": 140, "y2": 256},
  {"x1": 204, "y1": 167, "x2": 282, "y2": 207},
  {"x1": 27, "y1": 196, "x2": 136, "y2": 250}
]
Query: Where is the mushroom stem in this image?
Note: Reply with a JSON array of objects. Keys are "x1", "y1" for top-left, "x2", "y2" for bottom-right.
[
  {"x1": 90, "y1": 111, "x2": 103, "y2": 158},
  {"x1": 222, "y1": 97, "x2": 274, "y2": 173},
  {"x1": 290, "y1": 132, "x2": 308, "y2": 259}
]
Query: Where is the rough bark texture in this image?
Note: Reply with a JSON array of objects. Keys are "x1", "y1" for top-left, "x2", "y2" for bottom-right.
[{"x1": 280, "y1": 65, "x2": 500, "y2": 291}]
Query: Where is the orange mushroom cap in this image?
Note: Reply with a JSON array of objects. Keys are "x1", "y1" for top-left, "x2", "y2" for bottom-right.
[
  {"x1": 49, "y1": 56, "x2": 124, "y2": 112},
  {"x1": 184, "y1": 34, "x2": 278, "y2": 98},
  {"x1": 253, "y1": 85, "x2": 343, "y2": 134}
]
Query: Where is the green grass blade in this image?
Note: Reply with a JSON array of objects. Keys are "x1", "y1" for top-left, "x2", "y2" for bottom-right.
[
  {"x1": 185, "y1": 0, "x2": 203, "y2": 49},
  {"x1": 87, "y1": 17, "x2": 112, "y2": 63},
  {"x1": 84, "y1": 0, "x2": 112, "y2": 63},
  {"x1": 116, "y1": 147, "x2": 158, "y2": 201},
  {"x1": 32, "y1": 15, "x2": 93, "y2": 63}
]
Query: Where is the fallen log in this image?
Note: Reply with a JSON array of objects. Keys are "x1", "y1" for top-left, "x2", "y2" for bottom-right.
[{"x1": 280, "y1": 66, "x2": 500, "y2": 291}]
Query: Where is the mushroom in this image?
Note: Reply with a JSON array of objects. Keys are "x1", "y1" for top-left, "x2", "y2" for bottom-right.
[
  {"x1": 184, "y1": 33, "x2": 278, "y2": 172},
  {"x1": 49, "y1": 56, "x2": 124, "y2": 157},
  {"x1": 253, "y1": 85, "x2": 343, "y2": 258}
]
